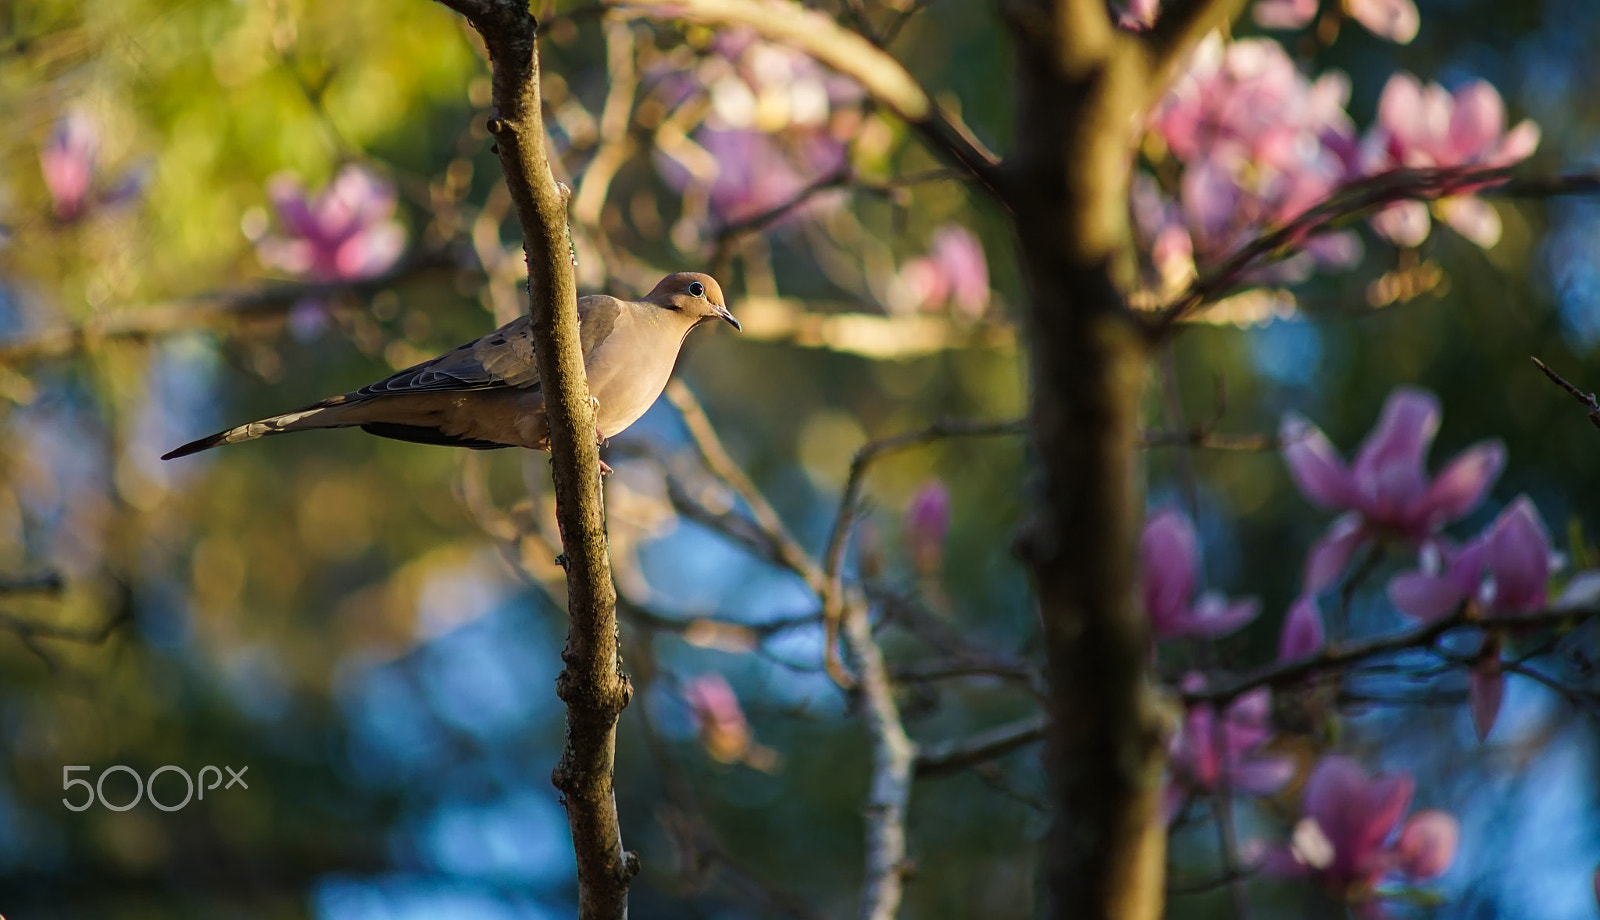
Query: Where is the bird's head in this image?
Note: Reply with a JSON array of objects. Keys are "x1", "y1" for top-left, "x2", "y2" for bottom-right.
[{"x1": 646, "y1": 272, "x2": 740, "y2": 331}]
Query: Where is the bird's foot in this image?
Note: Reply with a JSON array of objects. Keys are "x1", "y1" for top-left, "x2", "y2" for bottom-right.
[{"x1": 599, "y1": 459, "x2": 613, "y2": 476}]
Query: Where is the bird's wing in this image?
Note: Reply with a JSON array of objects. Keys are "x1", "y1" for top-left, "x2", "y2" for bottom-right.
[{"x1": 350, "y1": 294, "x2": 624, "y2": 398}]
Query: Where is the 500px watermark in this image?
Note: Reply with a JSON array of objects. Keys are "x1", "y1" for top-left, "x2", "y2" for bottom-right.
[{"x1": 61, "y1": 764, "x2": 248, "y2": 812}]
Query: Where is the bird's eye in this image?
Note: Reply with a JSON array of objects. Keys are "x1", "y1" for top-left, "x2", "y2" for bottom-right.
[{"x1": 687, "y1": 281, "x2": 705, "y2": 298}]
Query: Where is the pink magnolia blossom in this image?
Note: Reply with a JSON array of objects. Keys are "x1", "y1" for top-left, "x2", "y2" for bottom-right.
[
  {"x1": 1141, "y1": 37, "x2": 1360, "y2": 282},
  {"x1": 1363, "y1": 74, "x2": 1540, "y2": 247},
  {"x1": 683, "y1": 673, "x2": 752, "y2": 764},
  {"x1": 38, "y1": 113, "x2": 145, "y2": 222},
  {"x1": 1167, "y1": 675, "x2": 1294, "y2": 819},
  {"x1": 1388, "y1": 497, "x2": 1553, "y2": 739},
  {"x1": 1267, "y1": 755, "x2": 1458, "y2": 909},
  {"x1": 1141, "y1": 508, "x2": 1259, "y2": 640},
  {"x1": 1282, "y1": 387, "x2": 1505, "y2": 593},
  {"x1": 254, "y1": 166, "x2": 406, "y2": 282},
  {"x1": 889, "y1": 225, "x2": 990, "y2": 318},
  {"x1": 905, "y1": 480, "x2": 952, "y2": 574},
  {"x1": 1387, "y1": 496, "x2": 1551, "y2": 623},
  {"x1": 40, "y1": 114, "x2": 96, "y2": 220}
]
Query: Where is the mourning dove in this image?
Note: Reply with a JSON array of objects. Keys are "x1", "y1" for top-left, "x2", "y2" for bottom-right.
[{"x1": 162, "y1": 272, "x2": 739, "y2": 462}]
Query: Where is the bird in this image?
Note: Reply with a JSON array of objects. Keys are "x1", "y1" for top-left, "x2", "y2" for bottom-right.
[{"x1": 162, "y1": 272, "x2": 739, "y2": 464}]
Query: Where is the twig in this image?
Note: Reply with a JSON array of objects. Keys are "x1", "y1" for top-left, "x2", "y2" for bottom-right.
[
  {"x1": 430, "y1": 2, "x2": 630, "y2": 918},
  {"x1": 821, "y1": 419, "x2": 1025, "y2": 686},
  {"x1": 571, "y1": 15, "x2": 641, "y2": 230},
  {"x1": 0, "y1": 572, "x2": 65, "y2": 595},
  {"x1": 915, "y1": 714, "x2": 1047, "y2": 778},
  {"x1": 1183, "y1": 604, "x2": 1600, "y2": 707},
  {"x1": 1530, "y1": 356, "x2": 1600, "y2": 431},
  {"x1": 664, "y1": 381, "x2": 828, "y2": 593},
  {"x1": 0, "y1": 251, "x2": 458, "y2": 367}
]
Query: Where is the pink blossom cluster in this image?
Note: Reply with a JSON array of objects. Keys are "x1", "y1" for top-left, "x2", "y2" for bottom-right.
[
  {"x1": 653, "y1": 28, "x2": 863, "y2": 227},
  {"x1": 1280, "y1": 387, "x2": 1564, "y2": 740},
  {"x1": 1125, "y1": 0, "x2": 1420, "y2": 42},
  {"x1": 1166, "y1": 675, "x2": 1293, "y2": 820},
  {"x1": 1135, "y1": 29, "x2": 1540, "y2": 291},
  {"x1": 887, "y1": 225, "x2": 991, "y2": 319},
  {"x1": 250, "y1": 165, "x2": 407, "y2": 283}
]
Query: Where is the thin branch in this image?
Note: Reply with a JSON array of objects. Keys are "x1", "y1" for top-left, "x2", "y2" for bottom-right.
[
  {"x1": 915, "y1": 714, "x2": 1047, "y2": 778},
  {"x1": 571, "y1": 15, "x2": 640, "y2": 230},
  {"x1": 1184, "y1": 604, "x2": 1600, "y2": 707},
  {"x1": 613, "y1": 0, "x2": 1002, "y2": 193},
  {"x1": 1155, "y1": 168, "x2": 1600, "y2": 329},
  {"x1": 841, "y1": 599, "x2": 918, "y2": 920},
  {"x1": 664, "y1": 381, "x2": 828, "y2": 593},
  {"x1": 0, "y1": 572, "x2": 65, "y2": 595},
  {"x1": 430, "y1": 2, "x2": 630, "y2": 918},
  {"x1": 0, "y1": 251, "x2": 458, "y2": 367},
  {"x1": 1531, "y1": 356, "x2": 1600, "y2": 431},
  {"x1": 820, "y1": 419, "x2": 1025, "y2": 685}
]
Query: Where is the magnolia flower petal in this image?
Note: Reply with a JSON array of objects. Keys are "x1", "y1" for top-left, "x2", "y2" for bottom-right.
[
  {"x1": 1305, "y1": 513, "x2": 1366, "y2": 594},
  {"x1": 1142, "y1": 508, "x2": 1200, "y2": 627},
  {"x1": 1421, "y1": 440, "x2": 1506, "y2": 527},
  {"x1": 1469, "y1": 663, "x2": 1505, "y2": 741},
  {"x1": 1235, "y1": 755, "x2": 1297, "y2": 795},
  {"x1": 336, "y1": 223, "x2": 406, "y2": 281},
  {"x1": 1388, "y1": 572, "x2": 1466, "y2": 622},
  {"x1": 1281, "y1": 414, "x2": 1354, "y2": 510},
  {"x1": 1253, "y1": 0, "x2": 1318, "y2": 29},
  {"x1": 1185, "y1": 593, "x2": 1261, "y2": 639},
  {"x1": 1371, "y1": 200, "x2": 1433, "y2": 247},
  {"x1": 1396, "y1": 809, "x2": 1460, "y2": 879},
  {"x1": 1555, "y1": 571, "x2": 1600, "y2": 610},
  {"x1": 1279, "y1": 594, "x2": 1325, "y2": 660},
  {"x1": 1496, "y1": 120, "x2": 1542, "y2": 165},
  {"x1": 1438, "y1": 196, "x2": 1503, "y2": 249},
  {"x1": 1347, "y1": 0, "x2": 1419, "y2": 43},
  {"x1": 1485, "y1": 497, "x2": 1552, "y2": 612},
  {"x1": 1351, "y1": 388, "x2": 1441, "y2": 513},
  {"x1": 1447, "y1": 81, "x2": 1508, "y2": 160}
]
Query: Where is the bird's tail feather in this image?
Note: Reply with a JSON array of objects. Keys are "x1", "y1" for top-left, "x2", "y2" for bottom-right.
[{"x1": 161, "y1": 398, "x2": 360, "y2": 460}]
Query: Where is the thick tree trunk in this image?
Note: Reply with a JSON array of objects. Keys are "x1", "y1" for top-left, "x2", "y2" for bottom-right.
[{"x1": 1004, "y1": 13, "x2": 1168, "y2": 920}]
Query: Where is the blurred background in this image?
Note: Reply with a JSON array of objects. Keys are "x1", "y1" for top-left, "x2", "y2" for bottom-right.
[{"x1": 1, "y1": 0, "x2": 1599, "y2": 917}]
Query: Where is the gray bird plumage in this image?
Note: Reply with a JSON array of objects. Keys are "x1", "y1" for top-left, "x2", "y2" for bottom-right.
[{"x1": 162, "y1": 272, "x2": 738, "y2": 460}]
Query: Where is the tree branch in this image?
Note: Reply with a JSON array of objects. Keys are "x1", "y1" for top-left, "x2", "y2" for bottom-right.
[
  {"x1": 1183, "y1": 604, "x2": 1600, "y2": 707},
  {"x1": 821, "y1": 419, "x2": 1025, "y2": 685},
  {"x1": 1143, "y1": 0, "x2": 1251, "y2": 78},
  {"x1": 431, "y1": 2, "x2": 631, "y2": 917},
  {"x1": 613, "y1": 0, "x2": 1002, "y2": 193},
  {"x1": 841, "y1": 599, "x2": 918, "y2": 920},
  {"x1": 915, "y1": 714, "x2": 1046, "y2": 778},
  {"x1": 1155, "y1": 167, "x2": 1600, "y2": 329},
  {"x1": 1530, "y1": 356, "x2": 1600, "y2": 432}
]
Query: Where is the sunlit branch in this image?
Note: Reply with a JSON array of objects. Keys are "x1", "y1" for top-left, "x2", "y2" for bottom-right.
[
  {"x1": 571, "y1": 15, "x2": 641, "y2": 230},
  {"x1": 664, "y1": 381, "x2": 829, "y2": 593},
  {"x1": 0, "y1": 252, "x2": 458, "y2": 367},
  {"x1": 612, "y1": 0, "x2": 1002, "y2": 194}
]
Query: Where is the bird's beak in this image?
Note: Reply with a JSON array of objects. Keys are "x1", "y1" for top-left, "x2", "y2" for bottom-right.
[{"x1": 717, "y1": 306, "x2": 741, "y2": 331}]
